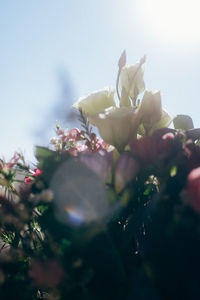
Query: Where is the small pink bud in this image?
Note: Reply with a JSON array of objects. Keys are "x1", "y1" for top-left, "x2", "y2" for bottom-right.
[
  {"x1": 33, "y1": 169, "x2": 43, "y2": 177},
  {"x1": 56, "y1": 129, "x2": 64, "y2": 136},
  {"x1": 68, "y1": 128, "x2": 80, "y2": 141},
  {"x1": 25, "y1": 176, "x2": 34, "y2": 184},
  {"x1": 162, "y1": 132, "x2": 175, "y2": 140}
]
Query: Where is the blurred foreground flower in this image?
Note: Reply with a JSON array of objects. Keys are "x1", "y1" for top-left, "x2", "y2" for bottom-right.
[
  {"x1": 130, "y1": 132, "x2": 174, "y2": 163},
  {"x1": 79, "y1": 149, "x2": 113, "y2": 182},
  {"x1": 29, "y1": 259, "x2": 63, "y2": 288},
  {"x1": 115, "y1": 152, "x2": 140, "y2": 193},
  {"x1": 187, "y1": 167, "x2": 200, "y2": 213}
]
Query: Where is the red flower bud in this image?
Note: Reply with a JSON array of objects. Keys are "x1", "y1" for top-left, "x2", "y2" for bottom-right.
[
  {"x1": 25, "y1": 176, "x2": 34, "y2": 184},
  {"x1": 33, "y1": 169, "x2": 43, "y2": 177}
]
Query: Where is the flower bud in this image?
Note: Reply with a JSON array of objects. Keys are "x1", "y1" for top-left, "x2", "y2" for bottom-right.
[
  {"x1": 115, "y1": 153, "x2": 139, "y2": 193},
  {"x1": 119, "y1": 61, "x2": 145, "y2": 100},
  {"x1": 140, "y1": 90, "x2": 162, "y2": 130}
]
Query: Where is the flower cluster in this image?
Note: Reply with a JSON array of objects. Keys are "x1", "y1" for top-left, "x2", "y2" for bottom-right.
[
  {"x1": 1, "y1": 52, "x2": 200, "y2": 300},
  {"x1": 50, "y1": 124, "x2": 111, "y2": 156},
  {"x1": 25, "y1": 168, "x2": 43, "y2": 184},
  {"x1": 72, "y1": 52, "x2": 172, "y2": 152}
]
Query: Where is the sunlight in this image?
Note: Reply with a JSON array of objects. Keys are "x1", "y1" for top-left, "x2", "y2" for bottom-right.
[{"x1": 138, "y1": 0, "x2": 200, "y2": 45}]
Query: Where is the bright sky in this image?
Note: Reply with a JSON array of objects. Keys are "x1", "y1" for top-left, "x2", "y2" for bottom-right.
[{"x1": 1, "y1": 0, "x2": 200, "y2": 162}]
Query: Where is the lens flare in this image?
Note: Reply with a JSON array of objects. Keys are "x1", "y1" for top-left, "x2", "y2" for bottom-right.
[
  {"x1": 64, "y1": 206, "x2": 84, "y2": 226},
  {"x1": 50, "y1": 159, "x2": 109, "y2": 227}
]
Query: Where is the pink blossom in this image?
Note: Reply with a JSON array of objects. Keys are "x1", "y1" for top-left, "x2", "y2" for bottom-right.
[
  {"x1": 56, "y1": 129, "x2": 64, "y2": 136},
  {"x1": 5, "y1": 152, "x2": 21, "y2": 169},
  {"x1": 33, "y1": 168, "x2": 43, "y2": 177},
  {"x1": 115, "y1": 153, "x2": 140, "y2": 193},
  {"x1": 130, "y1": 134, "x2": 174, "y2": 163},
  {"x1": 162, "y1": 132, "x2": 175, "y2": 140},
  {"x1": 76, "y1": 144, "x2": 88, "y2": 152},
  {"x1": 25, "y1": 176, "x2": 34, "y2": 184},
  {"x1": 68, "y1": 128, "x2": 80, "y2": 141},
  {"x1": 24, "y1": 169, "x2": 42, "y2": 184},
  {"x1": 61, "y1": 134, "x2": 69, "y2": 143}
]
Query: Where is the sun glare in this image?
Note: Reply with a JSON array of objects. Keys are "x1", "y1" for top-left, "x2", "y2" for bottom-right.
[{"x1": 138, "y1": 0, "x2": 200, "y2": 45}]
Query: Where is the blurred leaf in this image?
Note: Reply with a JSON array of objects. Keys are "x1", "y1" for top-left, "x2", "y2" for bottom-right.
[
  {"x1": 170, "y1": 165, "x2": 177, "y2": 177},
  {"x1": 35, "y1": 146, "x2": 70, "y2": 183},
  {"x1": 186, "y1": 128, "x2": 200, "y2": 140},
  {"x1": 173, "y1": 114, "x2": 194, "y2": 130}
]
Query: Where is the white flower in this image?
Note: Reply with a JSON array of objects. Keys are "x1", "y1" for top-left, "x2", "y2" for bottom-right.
[
  {"x1": 72, "y1": 87, "x2": 115, "y2": 115},
  {"x1": 89, "y1": 107, "x2": 142, "y2": 152},
  {"x1": 148, "y1": 109, "x2": 173, "y2": 136},
  {"x1": 119, "y1": 61, "x2": 145, "y2": 101},
  {"x1": 73, "y1": 86, "x2": 143, "y2": 151},
  {"x1": 140, "y1": 90, "x2": 162, "y2": 128}
]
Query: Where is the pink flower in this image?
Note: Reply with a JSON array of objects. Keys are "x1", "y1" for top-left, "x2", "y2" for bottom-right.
[
  {"x1": 68, "y1": 128, "x2": 80, "y2": 141},
  {"x1": 33, "y1": 168, "x2": 43, "y2": 177},
  {"x1": 56, "y1": 129, "x2": 64, "y2": 136},
  {"x1": 130, "y1": 133, "x2": 174, "y2": 163},
  {"x1": 162, "y1": 132, "x2": 175, "y2": 140},
  {"x1": 5, "y1": 152, "x2": 21, "y2": 169},
  {"x1": 76, "y1": 144, "x2": 88, "y2": 152},
  {"x1": 115, "y1": 153, "x2": 140, "y2": 193},
  {"x1": 24, "y1": 169, "x2": 42, "y2": 184},
  {"x1": 187, "y1": 167, "x2": 200, "y2": 213}
]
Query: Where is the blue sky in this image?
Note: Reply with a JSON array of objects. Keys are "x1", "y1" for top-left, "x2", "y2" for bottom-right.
[{"x1": 1, "y1": 0, "x2": 200, "y2": 162}]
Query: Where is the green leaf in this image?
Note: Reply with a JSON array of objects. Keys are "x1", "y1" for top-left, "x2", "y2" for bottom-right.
[
  {"x1": 170, "y1": 165, "x2": 177, "y2": 177},
  {"x1": 173, "y1": 114, "x2": 194, "y2": 130}
]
